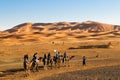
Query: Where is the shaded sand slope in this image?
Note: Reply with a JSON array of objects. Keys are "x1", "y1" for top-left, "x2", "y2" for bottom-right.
[{"x1": 41, "y1": 65, "x2": 120, "y2": 80}]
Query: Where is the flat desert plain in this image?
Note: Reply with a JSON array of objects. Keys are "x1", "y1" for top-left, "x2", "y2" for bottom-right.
[{"x1": 0, "y1": 40, "x2": 120, "y2": 80}]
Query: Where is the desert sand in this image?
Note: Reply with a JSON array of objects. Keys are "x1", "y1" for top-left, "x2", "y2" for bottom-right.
[{"x1": 0, "y1": 21, "x2": 120, "y2": 80}]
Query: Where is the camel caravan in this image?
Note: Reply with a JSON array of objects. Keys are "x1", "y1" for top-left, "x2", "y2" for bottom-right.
[{"x1": 23, "y1": 50, "x2": 75, "y2": 75}]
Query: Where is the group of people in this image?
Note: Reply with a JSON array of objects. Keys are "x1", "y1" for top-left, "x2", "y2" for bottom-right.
[
  {"x1": 23, "y1": 51, "x2": 68, "y2": 65},
  {"x1": 23, "y1": 51, "x2": 86, "y2": 71},
  {"x1": 24, "y1": 52, "x2": 39, "y2": 63}
]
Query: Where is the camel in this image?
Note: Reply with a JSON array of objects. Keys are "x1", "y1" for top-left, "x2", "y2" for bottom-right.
[
  {"x1": 53, "y1": 56, "x2": 63, "y2": 68},
  {"x1": 62, "y1": 55, "x2": 75, "y2": 67},
  {"x1": 38, "y1": 56, "x2": 49, "y2": 70},
  {"x1": 47, "y1": 57, "x2": 53, "y2": 69},
  {"x1": 30, "y1": 59, "x2": 39, "y2": 72},
  {"x1": 23, "y1": 60, "x2": 31, "y2": 76},
  {"x1": 23, "y1": 59, "x2": 39, "y2": 73}
]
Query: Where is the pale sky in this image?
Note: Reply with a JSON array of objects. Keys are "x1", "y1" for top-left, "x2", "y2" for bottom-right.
[{"x1": 0, "y1": 0, "x2": 120, "y2": 30}]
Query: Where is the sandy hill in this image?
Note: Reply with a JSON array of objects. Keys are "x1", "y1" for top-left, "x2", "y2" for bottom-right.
[
  {"x1": 0, "y1": 21, "x2": 120, "y2": 44},
  {"x1": 2, "y1": 21, "x2": 120, "y2": 33}
]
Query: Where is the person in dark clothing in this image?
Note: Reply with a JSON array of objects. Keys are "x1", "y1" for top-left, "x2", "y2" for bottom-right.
[
  {"x1": 47, "y1": 52, "x2": 51, "y2": 65},
  {"x1": 23, "y1": 54, "x2": 29, "y2": 70},
  {"x1": 33, "y1": 52, "x2": 38, "y2": 62},
  {"x1": 82, "y1": 56, "x2": 86, "y2": 66},
  {"x1": 62, "y1": 51, "x2": 67, "y2": 63},
  {"x1": 63, "y1": 51, "x2": 67, "y2": 58},
  {"x1": 44, "y1": 53, "x2": 47, "y2": 59},
  {"x1": 43, "y1": 53, "x2": 47, "y2": 66},
  {"x1": 47, "y1": 52, "x2": 51, "y2": 60},
  {"x1": 24, "y1": 54, "x2": 29, "y2": 62}
]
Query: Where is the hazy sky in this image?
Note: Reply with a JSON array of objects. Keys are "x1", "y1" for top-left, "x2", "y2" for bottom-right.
[{"x1": 0, "y1": 0, "x2": 120, "y2": 30}]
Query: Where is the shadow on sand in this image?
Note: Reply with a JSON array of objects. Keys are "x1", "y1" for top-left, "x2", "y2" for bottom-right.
[
  {"x1": 0, "y1": 68, "x2": 24, "y2": 77},
  {"x1": 0, "y1": 66, "x2": 44, "y2": 77}
]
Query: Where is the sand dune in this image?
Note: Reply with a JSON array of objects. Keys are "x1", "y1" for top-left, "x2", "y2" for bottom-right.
[{"x1": 0, "y1": 21, "x2": 120, "y2": 44}]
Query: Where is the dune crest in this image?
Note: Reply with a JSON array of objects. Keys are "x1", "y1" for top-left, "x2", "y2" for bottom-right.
[{"x1": 0, "y1": 21, "x2": 120, "y2": 44}]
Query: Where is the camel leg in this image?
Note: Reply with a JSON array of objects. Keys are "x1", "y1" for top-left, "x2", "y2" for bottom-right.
[
  {"x1": 51, "y1": 62, "x2": 53, "y2": 69},
  {"x1": 68, "y1": 60, "x2": 70, "y2": 67},
  {"x1": 24, "y1": 62, "x2": 30, "y2": 77},
  {"x1": 55, "y1": 62, "x2": 57, "y2": 68},
  {"x1": 35, "y1": 63, "x2": 39, "y2": 71}
]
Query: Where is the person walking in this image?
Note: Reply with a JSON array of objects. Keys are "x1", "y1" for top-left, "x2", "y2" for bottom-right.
[{"x1": 82, "y1": 56, "x2": 86, "y2": 66}]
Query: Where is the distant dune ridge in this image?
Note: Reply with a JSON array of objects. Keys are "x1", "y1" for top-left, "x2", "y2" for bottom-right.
[
  {"x1": 0, "y1": 21, "x2": 120, "y2": 43},
  {"x1": 2, "y1": 21, "x2": 120, "y2": 33}
]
